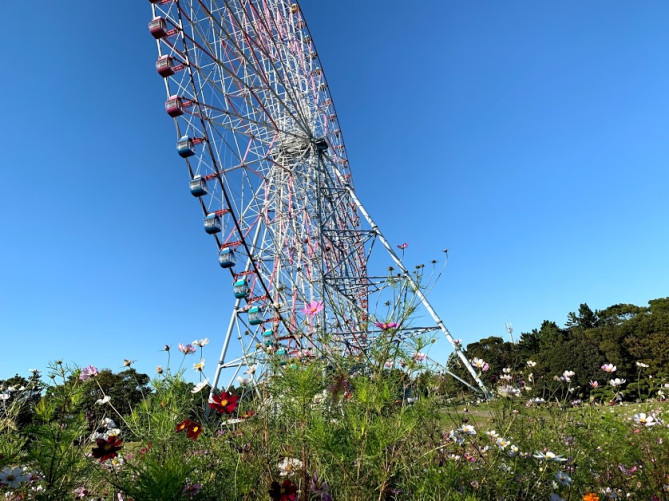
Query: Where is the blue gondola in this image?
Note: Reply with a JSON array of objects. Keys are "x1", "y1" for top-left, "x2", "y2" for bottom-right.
[
  {"x1": 204, "y1": 214, "x2": 222, "y2": 234},
  {"x1": 189, "y1": 176, "x2": 208, "y2": 197},
  {"x1": 218, "y1": 248, "x2": 236, "y2": 268},
  {"x1": 177, "y1": 135, "x2": 195, "y2": 158},
  {"x1": 248, "y1": 306, "x2": 263, "y2": 325},
  {"x1": 276, "y1": 348, "x2": 287, "y2": 356},
  {"x1": 261, "y1": 329, "x2": 273, "y2": 338},
  {"x1": 233, "y1": 279, "x2": 249, "y2": 298}
]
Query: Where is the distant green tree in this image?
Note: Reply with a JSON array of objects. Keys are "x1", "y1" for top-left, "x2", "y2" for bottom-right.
[{"x1": 74, "y1": 368, "x2": 151, "y2": 432}]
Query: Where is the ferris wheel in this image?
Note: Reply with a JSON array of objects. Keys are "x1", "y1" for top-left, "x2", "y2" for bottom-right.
[{"x1": 147, "y1": 0, "x2": 489, "y2": 399}]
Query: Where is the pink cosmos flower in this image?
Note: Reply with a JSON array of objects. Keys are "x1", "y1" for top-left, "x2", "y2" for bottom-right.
[
  {"x1": 601, "y1": 363, "x2": 617, "y2": 373},
  {"x1": 397, "y1": 243, "x2": 409, "y2": 250},
  {"x1": 79, "y1": 366, "x2": 99, "y2": 381},
  {"x1": 178, "y1": 343, "x2": 197, "y2": 354},
  {"x1": 301, "y1": 300, "x2": 324, "y2": 317},
  {"x1": 482, "y1": 363, "x2": 490, "y2": 372},
  {"x1": 589, "y1": 381, "x2": 599, "y2": 388},
  {"x1": 375, "y1": 321, "x2": 399, "y2": 330},
  {"x1": 413, "y1": 352, "x2": 427, "y2": 362}
]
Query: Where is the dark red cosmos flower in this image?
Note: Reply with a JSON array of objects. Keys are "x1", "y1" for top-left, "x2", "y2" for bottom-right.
[
  {"x1": 209, "y1": 391, "x2": 239, "y2": 414},
  {"x1": 175, "y1": 419, "x2": 203, "y2": 440},
  {"x1": 186, "y1": 421, "x2": 203, "y2": 440},
  {"x1": 268, "y1": 479, "x2": 298, "y2": 501},
  {"x1": 91, "y1": 435, "x2": 123, "y2": 462},
  {"x1": 240, "y1": 410, "x2": 256, "y2": 419},
  {"x1": 176, "y1": 419, "x2": 192, "y2": 433}
]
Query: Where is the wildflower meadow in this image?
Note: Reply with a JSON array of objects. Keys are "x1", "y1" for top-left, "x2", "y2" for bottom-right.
[{"x1": 1, "y1": 294, "x2": 668, "y2": 500}]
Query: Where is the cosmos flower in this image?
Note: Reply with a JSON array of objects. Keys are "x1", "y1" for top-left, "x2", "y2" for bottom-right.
[
  {"x1": 458, "y1": 424, "x2": 476, "y2": 435},
  {"x1": 609, "y1": 378, "x2": 626, "y2": 387},
  {"x1": 79, "y1": 366, "x2": 99, "y2": 381},
  {"x1": 413, "y1": 352, "x2": 426, "y2": 362},
  {"x1": 198, "y1": 337, "x2": 209, "y2": 346},
  {"x1": 397, "y1": 242, "x2": 409, "y2": 250},
  {"x1": 496, "y1": 437, "x2": 511, "y2": 449},
  {"x1": 533, "y1": 450, "x2": 567, "y2": 462},
  {"x1": 209, "y1": 391, "x2": 239, "y2": 414},
  {"x1": 633, "y1": 413, "x2": 657, "y2": 427},
  {"x1": 582, "y1": 493, "x2": 600, "y2": 501},
  {"x1": 601, "y1": 363, "x2": 617, "y2": 373},
  {"x1": 555, "y1": 471, "x2": 572, "y2": 486},
  {"x1": 527, "y1": 360, "x2": 537, "y2": 367},
  {"x1": 175, "y1": 419, "x2": 192, "y2": 433},
  {"x1": 0, "y1": 467, "x2": 30, "y2": 488},
  {"x1": 91, "y1": 436, "x2": 123, "y2": 462},
  {"x1": 193, "y1": 359, "x2": 205, "y2": 372},
  {"x1": 472, "y1": 358, "x2": 486, "y2": 369},
  {"x1": 95, "y1": 396, "x2": 111, "y2": 405},
  {"x1": 636, "y1": 361, "x2": 649, "y2": 368},
  {"x1": 301, "y1": 300, "x2": 324, "y2": 317},
  {"x1": 485, "y1": 430, "x2": 499, "y2": 439},
  {"x1": 269, "y1": 479, "x2": 298, "y2": 501},
  {"x1": 123, "y1": 359, "x2": 135, "y2": 367},
  {"x1": 178, "y1": 343, "x2": 196, "y2": 354},
  {"x1": 507, "y1": 444, "x2": 519, "y2": 457},
  {"x1": 186, "y1": 421, "x2": 203, "y2": 440},
  {"x1": 191, "y1": 379, "x2": 209, "y2": 394},
  {"x1": 375, "y1": 321, "x2": 399, "y2": 330},
  {"x1": 277, "y1": 457, "x2": 304, "y2": 477},
  {"x1": 237, "y1": 376, "x2": 252, "y2": 386},
  {"x1": 589, "y1": 380, "x2": 599, "y2": 388}
]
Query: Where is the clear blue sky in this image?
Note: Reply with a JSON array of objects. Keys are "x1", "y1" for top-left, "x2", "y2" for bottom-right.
[{"x1": 1, "y1": 1, "x2": 668, "y2": 380}]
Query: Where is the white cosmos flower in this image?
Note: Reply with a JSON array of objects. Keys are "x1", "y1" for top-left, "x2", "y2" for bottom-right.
[
  {"x1": 633, "y1": 413, "x2": 657, "y2": 426},
  {"x1": 636, "y1": 361, "x2": 649, "y2": 368},
  {"x1": 609, "y1": 378, "x2": 626, "y2": 387},
  {"x1": 496, "y1": 437, "x2": 511, "y2": 449},
  {"x1": 533, "y1": 451, "x2": 567, "y2": 462},
  {"x1": 485, "y1": 430, "x2": 499, "y2": 439},
  {"x1": 277, "y1": 457, "x2": 303, "y2": 477},
  {"x1": 0, "y1": 466, "x2": 30, "y2": 488},
  {"x1": 0, "y1": 393, "x2": 9, "y2": 401},
  {"x1": 237, "y1": 376, "x2": 252, "y2": 386},
  {"x1": 245, "y1": 364, "x2": 257, "y2": 375},
  {"x1": 198, "y1": 337, "x2": 209, "y2": 347},
  {"x1": 502, "y1": 367, "x2": 512, "y2": 373},
  {"x1": 458, "y1": 424, "x2": 476, "y2": 435},
  {"x1": 191, "y1": 379, "x2": 210, "y2": 394},
  {"x1": 555, "y1": 471, "x2": 572, "y2": 486},
  {"x1": 507, "y1": 444, "x2": 519, "y2": 457},
  {"x1": 526, "y1": 360, "x2": 537, "y2": 367},
  {"x1": 471, "y1": 358, "x2": 486, "y2": 369},
  {"x1": 95, "y1": 395, "x2": 111, "y2": 405},
  {"x1": 102, "y1": 417, "x2": 117, "y2": 429}
]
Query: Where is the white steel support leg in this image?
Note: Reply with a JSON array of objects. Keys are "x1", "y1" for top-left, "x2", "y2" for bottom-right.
[{"x1": 330, "y1": 162, "x2": 491, "y2": 397}]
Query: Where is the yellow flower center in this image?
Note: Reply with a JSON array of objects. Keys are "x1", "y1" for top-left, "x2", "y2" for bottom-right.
[{"x1": 221, "y1": 399, "x2": 228, "y2": 406}]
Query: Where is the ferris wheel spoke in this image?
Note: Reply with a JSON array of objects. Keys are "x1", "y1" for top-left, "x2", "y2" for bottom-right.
[{"x1": 192, "y1": 0, "x2": 309, "y2": 135}]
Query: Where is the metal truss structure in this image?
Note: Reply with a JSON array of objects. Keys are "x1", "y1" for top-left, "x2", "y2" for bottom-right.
[{"x1": 148, "y1": 0, "x2": 489, "y2": 399}]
